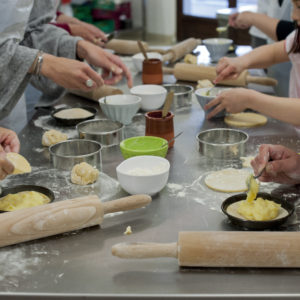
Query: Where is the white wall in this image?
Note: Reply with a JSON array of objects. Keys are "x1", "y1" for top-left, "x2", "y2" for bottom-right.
[{"x1": 129, "y1": 0, "x2": 176, "y2": 41}]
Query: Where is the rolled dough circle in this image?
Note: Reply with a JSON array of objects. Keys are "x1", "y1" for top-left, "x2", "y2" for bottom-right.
[
  {"x1": 225, "y1": 112, "x2": 267, "y2": 128},
  {"x1": 205, "y1": 168, "x2": 250, "y2": 193}
]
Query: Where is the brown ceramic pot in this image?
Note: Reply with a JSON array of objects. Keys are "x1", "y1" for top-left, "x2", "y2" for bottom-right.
[
  {"x1": 142, "y1": 59, "x2": 163, "y2": 85},
  {"x1": 145, "y1": 110, "x2": 175, "y2": 148}
]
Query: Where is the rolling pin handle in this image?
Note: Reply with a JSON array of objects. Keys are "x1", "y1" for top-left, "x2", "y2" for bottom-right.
[
  {"x1": 246, "y1": 75, "x2": 278, "y2": 86},
  {"x1": 103, "y1": 194, "x2": 152, "y2": 214},
  {"x1": 112, "y1": 242, "x2": 178, "y2": 259},
  {"x1": 163, "y1": 67, "x2": 174, "y2": 75}
]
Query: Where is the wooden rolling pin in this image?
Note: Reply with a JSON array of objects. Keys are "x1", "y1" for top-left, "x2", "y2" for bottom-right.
[
  {"x1": 163, "y1": 63, "x2": 278, "y2": 87},
  {"x1": 112, "y1": 231, "x2": 300, "y2": 268},
  {"x1": 106, "y1": 39, "x2": 149, "y2": 55},
  {"x1": 0, "y1": 194, "x2": 151, "y2": 248},
  {"x1": 162, "y1": 38, "x2": 201, "y2": 63},
  {"x1": 70, "y1": 85, "x2": 123, "y2": 102}
]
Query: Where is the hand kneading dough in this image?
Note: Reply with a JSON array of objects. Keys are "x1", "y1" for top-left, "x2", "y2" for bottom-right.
[
  {"x1": 71, "y1": 162, "x2": 99, "y2": 185},
  {"x1": 205, "y1": 168, "x2": 250, "y2": 192},
  {"x1": 6, "y1": 152, "x2": 31, "y2": 174},
  {"x1": 225, "y1": 112, "x2": 267, "y2": 128},
  {"x1": 42, "y1": 129, "x2": 68, "y2": 147}
]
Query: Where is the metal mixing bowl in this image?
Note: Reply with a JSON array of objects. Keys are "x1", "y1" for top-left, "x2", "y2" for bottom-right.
[
  {"x1": 163, "y1": 84, "x2": 193, "y2": 110},
  {"x1": 196, "y1": 128, "x2": 248, "y2": 160},
  {"x1": 49, "y1": 139, "x2": 102, "y2": 171},
  {"x1": 77, "y1": 119, "x2": 124, "y2": 146}
]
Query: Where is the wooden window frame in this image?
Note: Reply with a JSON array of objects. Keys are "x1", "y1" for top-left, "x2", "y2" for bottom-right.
[{"x1": 177, "y1": 0, "x2": 250, "y2": 44}]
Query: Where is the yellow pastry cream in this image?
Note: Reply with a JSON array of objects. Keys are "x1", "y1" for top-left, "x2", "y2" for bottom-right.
[
  {"x1": 0, "y1": 191, "x2": 51, "y2": 211},
  {"x1": 237, "y1": 175, "x2": 280, "y2": 221}
]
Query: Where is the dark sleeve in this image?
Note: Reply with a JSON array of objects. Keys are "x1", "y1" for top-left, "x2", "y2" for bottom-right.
[{"x1": 276, "y1": 20, "x2": 295, "y2": 41}]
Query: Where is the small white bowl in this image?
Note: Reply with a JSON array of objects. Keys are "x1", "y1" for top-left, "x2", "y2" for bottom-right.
[
  {"x1": 202, "y1": 38, "x2": 233, "y2": 62},
  {"x1": 99, "y1": 95, "x2": 141, "y2": 125},
  {"x1": 132, "y1": 52, "x2": 163, "y2": 73},
  {"x1": 195, "y1": 87, "x2": 231, "y2": 118},
  {"x1": 116, "y1": 155, "x2": 170, "y2": 196},
  {"x1": 130, "y1": 85, "x2": 167, "y2": 111}
]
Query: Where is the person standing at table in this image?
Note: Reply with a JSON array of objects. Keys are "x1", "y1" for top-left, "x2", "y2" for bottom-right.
[
  {"x1": 229, "y1": 0, "x2": 293, "y2": 96},
  {"x1": 205, "y1": 1, "x2": 300, "y2": 128},
  {"x1": 0, "y1": 0, "x2": 132, "y2": 133}
]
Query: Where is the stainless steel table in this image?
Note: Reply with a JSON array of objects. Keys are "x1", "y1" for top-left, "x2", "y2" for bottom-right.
[{"x1": 1, "y1": 46, "x2": 300, "y2": 299}]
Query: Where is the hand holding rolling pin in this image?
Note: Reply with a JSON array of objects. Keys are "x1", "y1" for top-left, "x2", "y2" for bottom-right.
[
  {"x1": 214, "y1": 56, "x2": 246, "y2": 84},
  {"x1": 251, "y1": 144, "x2": 300, "y2": 184}
]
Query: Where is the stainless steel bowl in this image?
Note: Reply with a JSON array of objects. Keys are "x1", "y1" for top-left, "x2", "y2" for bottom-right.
[
  {"x1": 163, "y1": 84, "x2": 193, "y2": 110},
  {"x1": 196, "y1": 128, "x2": 248, "y2": 160},
  {"x1": 49, "y1": 139, "x2": 102, "y2": 171},
  {"x1": 76, "y1": 119, "x2": 124, "y2": 146}
]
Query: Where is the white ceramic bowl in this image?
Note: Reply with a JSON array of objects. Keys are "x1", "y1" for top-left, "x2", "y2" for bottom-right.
[
  {"x1": 130, "y1": 85, "x2": 167, "y2": 111},
  {"x1": 202, "y1": 38, "x2": 233, "y2": 62},
  {"x1": 195, "y1": 87, "x2": 231, "y2": 118},
  {"x1": 132, "y1": 52, "x2": 163, "y2": 73},
  {"x1": 99, "y1": 95, "x2": 141, "y2": 125},
  {"x1": 116, "y1": 155, "x2": 170, "y2": 196}
]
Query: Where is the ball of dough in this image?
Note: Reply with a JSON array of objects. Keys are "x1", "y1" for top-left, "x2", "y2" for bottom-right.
[
  {"x1": 42, "y1": 129, "x2": 68, "y2": 147},
  {"x1": 71, "y1": 162, "x2": 99, "y2": 185},
  {"x1": 6, "y1": 152, "x2": 31, "y2": 174}
]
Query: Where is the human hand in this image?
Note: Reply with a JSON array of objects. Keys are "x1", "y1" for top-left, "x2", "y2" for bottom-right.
[
  {"x1": 0, "y1": 152, "x2": 14, "y2": 180},
  {"x1": 41, "y1": 54, "x2": 104, "y2": 91},
  {"x1": 77, "y1": 40, "x2": 133, "y2": 88},
  {"x1": 0, "y1": 127, "x2": 20, "y2": 153},
  {"x1": 251, "y1": 144, "x2": 300, "y2": 184},
  {"x1": 56, "y1": 13, "x2": 107, "y2": 45},
  {"x1": 204, "y1": 88, "x2": 252, "y2": 119},
  {"x1": 229, "y1": 12, "x2": 253, "y2": 29},
  {"x1": 214, "y1": 57, "x2": 245, "y2": 84},
  {"x1": 69, "y1": 22, "x2": 107, "y2": 46}
]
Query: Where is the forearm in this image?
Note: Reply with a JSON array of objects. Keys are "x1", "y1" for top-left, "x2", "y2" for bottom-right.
[
  {"x1": 249, "y1": 12, "x2": 279, "y2": 41},
  {"x1": 238, "y1": 41, "x2": 289, "y2": 70},
  {"x1": 247, "y1": 91, "x2": 300, "y2": 126}
]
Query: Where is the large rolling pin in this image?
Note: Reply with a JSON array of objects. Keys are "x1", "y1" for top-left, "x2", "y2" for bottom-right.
[
  {"x1": 106, "y1": 39, "x2": 149, "y2": 55},
  {"x1": 112, "y1": 231, "x2": 300, "y2": 268},
  {"x1": 162, "y1": 38, "x2": 201, "y2": 63},
  {"x1": 70, "y1": 85, "x2": 123, "y2": 102},
  {"x1": 163, "y1": 63, "x2": 278, "y2": 87},
  {"x1": 0, "y1": 194, "x2": 151, "y2": 248}
]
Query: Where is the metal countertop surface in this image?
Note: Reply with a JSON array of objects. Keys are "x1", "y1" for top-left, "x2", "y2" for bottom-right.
[{"x1": 1, "y1": 46, "x2": 300, "y2": 299}]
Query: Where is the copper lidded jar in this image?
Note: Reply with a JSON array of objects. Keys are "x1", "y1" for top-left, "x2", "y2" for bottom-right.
[
  {"x1": 142, "y1": 58, "x2": 163, "y2": 85},
  {"x1": 145, "y1": 110, "x2": 175, "y2": 148}
]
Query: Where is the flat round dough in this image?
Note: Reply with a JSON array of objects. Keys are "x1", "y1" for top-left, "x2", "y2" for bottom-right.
[
  {"x1": 42, "y1": 129, "x2": 68, "y2": 147},
  {"x1": 54, "y1": 108, "x2": 93, "y2": 119},
  {"x1": 225, "y1": 112, "x2": 267, "y2": 128},
  {"x1": 205, "y1": 168, "x2": 250, "y2": 193},
  {"x1": 71, "y1": 162, "x2": 99, "y2": 185},
  {"x1": 6, "y1": 152, "x2": 32, "y2": 174}
]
